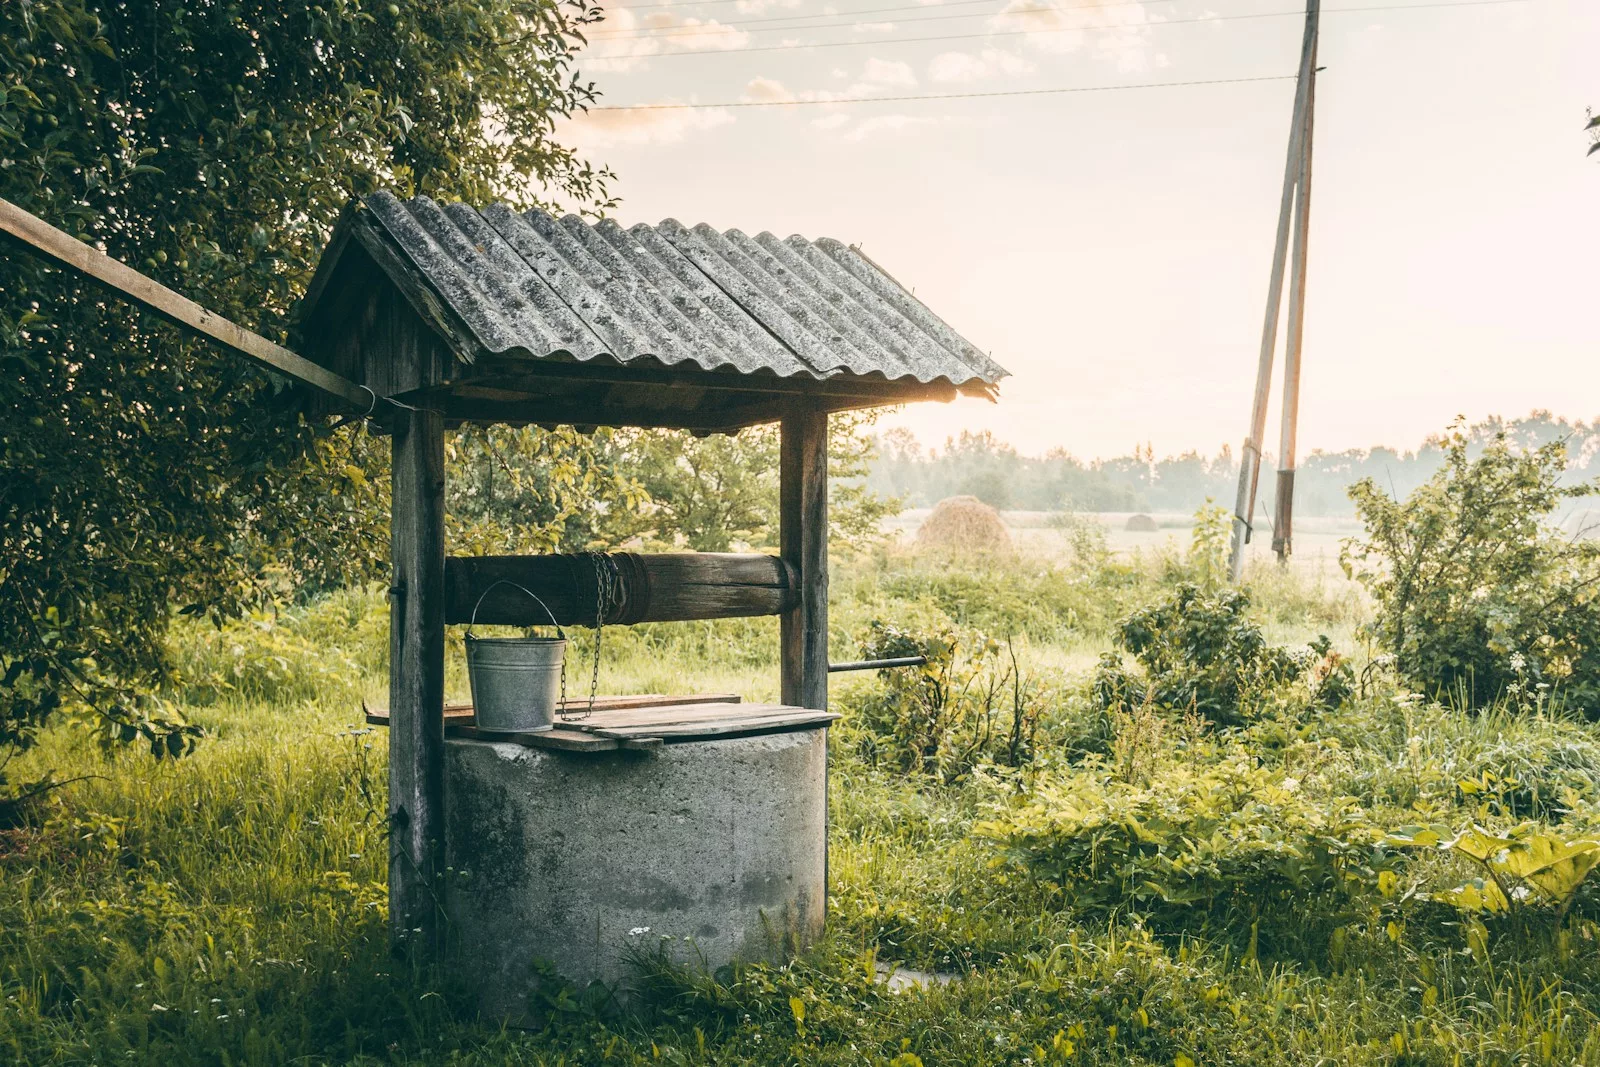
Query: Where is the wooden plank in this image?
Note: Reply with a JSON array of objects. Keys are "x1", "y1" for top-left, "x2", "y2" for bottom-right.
[
  {"x1": 445, "y1": 553, "x2": 796, "y2": 627},
  {"x1": 364, "y1": 692, "x2": 741, "y2": 726},
  {"x1": 565, "y1": 701, "x2": 792, "y2": 730},
  {"x1": 0, "y1": 196, "x2": 370, "y2": 411},
  {"x1": 471, "y1": 355, "x2": 958, "y2": 405},
  {"x1": 388, "y1": 402, "x2": 448, "y2": 955},
  {"x1": 584, "y1": 712, "x2": 839, "y2": 740},
  {"x1": 450, "y1": 724, "x2": 622, "y2": 752},
  {"x1": 780, "y1": 404, "x2": 829, "y2": 711}
]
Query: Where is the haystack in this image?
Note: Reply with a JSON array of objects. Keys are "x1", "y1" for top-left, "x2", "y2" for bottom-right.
[
  {"x1": 1124, "y1": 513, "x2": 1159, "y2": 532},
  {"x1": 915, "y1": 496, "x2": 1012, "y2": 554}
]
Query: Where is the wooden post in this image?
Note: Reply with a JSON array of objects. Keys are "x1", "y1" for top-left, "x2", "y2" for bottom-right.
[
  {"x1": 1228, "y1": 0, "x2": 1321, "y2": 582},
  {"x1": 389, "y1": 406, "x2": 448, "y2": 955},
  {"x1": 0, "y1": 196, "x2": 369, "y2": 410},
  {"x1": 1273, "y1": 55, "x2": 1318, "y2": 563},
  {"x1": 780, "y1": 405, "x2": 828, "y2": 712}
]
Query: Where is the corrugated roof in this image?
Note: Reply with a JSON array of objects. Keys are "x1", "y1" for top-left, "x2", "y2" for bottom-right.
[{"x1": 351, "y1": 191, "x2": 1007, "y2": 392}]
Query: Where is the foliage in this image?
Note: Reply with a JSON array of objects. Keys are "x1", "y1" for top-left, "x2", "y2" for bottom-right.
[
  {"x1": 841, "y1": 621, "x2": 1044, "y2": 780},
  {"x1": 447, "y1": 425, "x2": 647, "y2": 553},
  {"x1": 1093, "y1": 584, "x2": 1347, "y2": 727},
  {"x1": 619, "y1": 412, "x2": 897, "y2": 552},
  {"x1": 872, "y1": 411, "x2": 1600, "y2": 518},
  {"x1": 0, "y1": 0, "x2": 607, "y2": 777},
  {"x1": 1385, "y1": 823, "x2": 1600, "y2": 916},
  {"x1": 978, "y1": 752, "x2": 1388, "y2": 943},
  {"x1": 1343, "y1": 423, "x2": 1600, "y2": 710},
  {"x1": 10, "y1": 552, "x2": 1600, "y2": 1062},
  {"x1": 1185, "y1": 500, "x2": 1232, "y2": 590}
]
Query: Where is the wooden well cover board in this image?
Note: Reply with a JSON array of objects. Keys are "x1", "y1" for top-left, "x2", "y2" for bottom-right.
[{"x1": 364, "y1": 694, "x2": 837, "y2": 753}]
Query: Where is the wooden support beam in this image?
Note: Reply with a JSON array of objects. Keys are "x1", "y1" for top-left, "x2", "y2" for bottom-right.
[
  {"x1": 444, "y1": 552, "x2": 797, "y2": 627},
  {"x1": 0, "y1": 196, "x2": 370, "y2": 411},
  {"x1": 388, "y1": 405, "x2": 448, "y2": 955},
  {"x1": 780, "y1": 405, "x2": 829, "y2": 711}
]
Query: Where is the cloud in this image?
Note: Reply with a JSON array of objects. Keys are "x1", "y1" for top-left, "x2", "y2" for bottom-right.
[
  {"x1": 841, "y1": 113, "x2": 942, "y2": 142},
  {"x1": 859, "y1": 57, "x2": 918, "y2": 88},
  {"x1": 852, "y1": 21, "x2": 896, "y2": 33},
  {"x1": 582, "y1": 8, "x2": 751, "y2": 72},
  {"x1": 742, "y1": 77, "x2": 795, "y2": 104},
  {"x1": 927, "y1": 48, "x2": 1035, "y2": 84},
  {"x1": 987, "y1": 0, "x2": 1158, "y2": 71},
  {"x1": 557, "y1": 105, "x2": 735, "y2": 150},
  {"x1": 810, "y1": 113, "x2": 851, "y2": 132}
]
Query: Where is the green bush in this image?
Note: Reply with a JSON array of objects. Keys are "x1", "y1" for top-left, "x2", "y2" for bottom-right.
[
  {"x1": 1344, "y1": 424, "x2": 1600, "y2": 711},
  {"x1": 978, "y1": 753, "x2": 1387, "y2": 944},
  {"x1": 840, "y1": 621, "x2": 1048, "y2": 780},
  {"x1": 1092, "y1": 584, "x2": 1350, "y2": 727}
]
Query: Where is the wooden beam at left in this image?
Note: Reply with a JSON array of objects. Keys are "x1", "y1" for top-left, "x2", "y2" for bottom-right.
[
  {"x1": 0, "y1": 196, "x2": 369, "y2": 411},
  {"x1": 388, "y1": 405, "x2": 447, "y2": 955}
]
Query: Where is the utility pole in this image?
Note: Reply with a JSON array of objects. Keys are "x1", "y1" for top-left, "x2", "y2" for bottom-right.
[
  {"x1": 1228, "y1": 0, "x2": 1321, "y2": 582},
  {"x1": 1272, "y1": 48, "x2": 1317, "y2": 563}
]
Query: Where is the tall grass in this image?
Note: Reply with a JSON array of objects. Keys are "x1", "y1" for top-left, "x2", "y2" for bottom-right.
[{"x1": 8, "y1": 549, "x2": 1600, "y2": 1065}]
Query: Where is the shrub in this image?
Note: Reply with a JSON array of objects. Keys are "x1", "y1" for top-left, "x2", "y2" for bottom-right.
[
  {"x1": 1092, "y1": 584, "x2": 1349, "y2": 727},
  {"x1": 914, "y1": 496, "x2": 1012, "y2": 555},
  {"x1": 1343, "y1": 423, "x2": 1600, "y2": 710},
  {"x1": 841, "y1": 621, "x2": 1046, "y2": 780},
  {"x1": 977, "y1": 753, "x2": 1387, "y2": 944},
  {"x1": 1124, "y1": 513, "x2": 1159, "y2": 532}
]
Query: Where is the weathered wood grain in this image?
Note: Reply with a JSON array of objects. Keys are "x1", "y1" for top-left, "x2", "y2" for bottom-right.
[
  {"x1": 363, "y1": 692, "x2": 742, "y2": 726},
  {"x1": 780, "y1": 404, "x2": 829, "y2": 711},
  {"x1": 388, "y1": 402, "x2": 447, "y2": 955},
  {"x1": 445, "y1": 553, "x2": 796, "y2": 627}
]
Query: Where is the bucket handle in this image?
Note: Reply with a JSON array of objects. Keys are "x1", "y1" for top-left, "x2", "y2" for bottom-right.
[{"x1": 465, "y1": 580, "x2": 565, "y2": 641}]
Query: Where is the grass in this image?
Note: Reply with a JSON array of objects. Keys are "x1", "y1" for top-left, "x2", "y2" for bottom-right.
[{"x1": 5, "y1": 543, "x2": 1600, "y2": 1065}]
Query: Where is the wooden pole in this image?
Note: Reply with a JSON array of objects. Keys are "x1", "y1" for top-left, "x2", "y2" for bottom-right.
[
  {"x1": 780, "y1": 404, "x2": 829, "y2": 712},
  {"x1": 0, "y1": 196, "x2": 369, "y2": 411},
  {"x1": 1273, "y1": 60, "x2": 1318, "y2": 563},
  {"x1": 1228, "y1": 0, "x2": 1321, "y2": 582},
  {"x1": 388, "y1": 406, "x2": 448, "y2": 955}
]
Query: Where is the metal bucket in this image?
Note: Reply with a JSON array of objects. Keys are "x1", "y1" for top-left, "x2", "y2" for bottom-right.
[{"x1": 464, "y1": 581, "x2": 566, "y2": 733}]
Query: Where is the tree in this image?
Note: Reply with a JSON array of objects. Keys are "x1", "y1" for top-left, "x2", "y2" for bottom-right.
[
  {"x1": 0, "y1": 1, "x2": 609, "y2": 783},
  {"x1": 620, "y1": 413, "x2": 897, "y2": 552},
  {"x1": 1343, "y1": 423, "x2": 1600, "y2": 711}
]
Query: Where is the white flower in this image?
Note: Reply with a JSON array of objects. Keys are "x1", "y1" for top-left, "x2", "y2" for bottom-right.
[{"x1": 628, "y1": 926, "x2": 651, "y2": 936}]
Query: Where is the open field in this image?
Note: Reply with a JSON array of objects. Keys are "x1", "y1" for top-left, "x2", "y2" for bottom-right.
[
  {"x1": 6, "y1": 544, "x2": 1600, "y2": 1065},
  {"x1": 888, "y1": 509, "x2": 1363, "y2": 580}
]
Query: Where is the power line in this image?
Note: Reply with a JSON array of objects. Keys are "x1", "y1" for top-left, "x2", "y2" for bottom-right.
[
  {"x1": 592, "y1": 0, "x2": 1163, "y2": 37},
  {"x1": 605, "y1": 0, "x2": 1147, "y2": 13},
  {"x1": 589, "y1": 72, "x2": 1296, "y2": 109},
  {"x1": 588, "y1": 0, "x2": 1529, "y2": 58},
  {"x1": 589, "y1": 0, "x2": 1001, "y2": 40}
]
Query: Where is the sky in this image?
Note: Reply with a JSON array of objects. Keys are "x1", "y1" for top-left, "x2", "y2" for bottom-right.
[{"x1": 551, "y1": 0, "x2": 1598, "y2": 461}]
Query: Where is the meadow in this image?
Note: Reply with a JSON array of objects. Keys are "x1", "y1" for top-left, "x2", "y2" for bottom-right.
[{"x1": 5, "y1": 516, "x2": 1600, "y2": 1066}]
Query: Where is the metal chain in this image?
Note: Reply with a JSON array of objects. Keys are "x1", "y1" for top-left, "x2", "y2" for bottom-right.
[{"x1": 560, "y1": 552, "x2": 620, "y2": 721}]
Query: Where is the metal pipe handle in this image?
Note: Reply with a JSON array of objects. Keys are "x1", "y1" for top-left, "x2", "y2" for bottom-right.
[
  {"x1": 466, "y1": 580, "x2": 565, "y2": 641},
  {"x1": 828, "y1": 656, "x2": 928, "y2": 673}
]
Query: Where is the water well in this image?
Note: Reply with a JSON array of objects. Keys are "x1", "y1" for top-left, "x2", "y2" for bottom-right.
[{"x1": 299, "y1": 191, "x2": 1006, "y2": 1018}]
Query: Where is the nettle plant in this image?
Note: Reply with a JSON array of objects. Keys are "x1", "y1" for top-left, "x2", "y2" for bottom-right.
[
  {"x1": 843, "y1": 620, "x2": 1045, "y2": 780},
  {"x1": 1092, "y1": 584, "x2": 1351, "y2": 728}
]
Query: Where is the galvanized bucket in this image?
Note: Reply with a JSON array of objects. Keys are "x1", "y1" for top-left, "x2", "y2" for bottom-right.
[{"x1": 464, "y1": 581, "x2": 566, "y2": 733}]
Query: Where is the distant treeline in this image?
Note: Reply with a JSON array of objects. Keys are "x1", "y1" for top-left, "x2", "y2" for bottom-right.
[{"x1": 867, "y1": 412, "x2": 1600, "y2": 517}]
